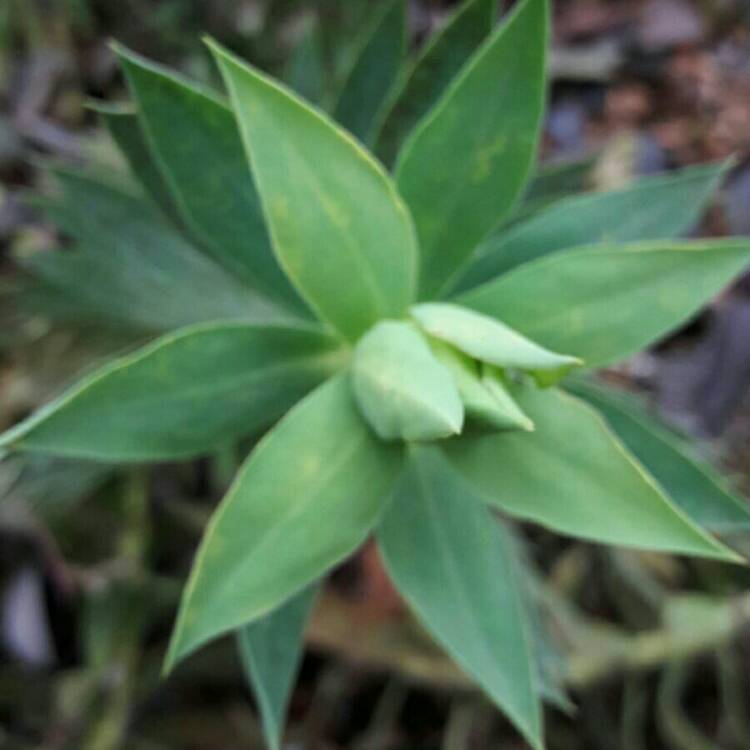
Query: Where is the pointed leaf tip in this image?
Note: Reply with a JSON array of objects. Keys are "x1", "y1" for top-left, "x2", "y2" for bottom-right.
[
  {"x1": 165, "y1": 376, "x2": 402, "y2": 670},
  {"x1": 430, "y1": 342, "x2": 534, "y2": 432},
  {"x1": 375, "y1": 0, "x2": 496, "y2": 166},
  {"x1": 238, "y1": 585, "x2": 319, "y2": 750},
  {"x1": 396, "y1": 0, "x2": 549, "y2": 297},
  {"x1": 446, "y1": 385, "x2": 741, "y2": 564},
  {"x1": 117, "y1": 42, "x2": 307, "y2": 312},
  {"x1": 378, "y1": 446, "x2": 543, "y2": 748},
  {"x1": 0, "y1": 322, "x2": 339, "y2": 462},
  {"x1": 333, "y1": 0, "x2": 406, "y2": 144},
  {"x1": 571, "y1": 379, "x2": 750, "y2": 535},
  {"x1": 412, "y1": 302, "x2": 581, "y2": 386},
  {"x1": 459, "y1": 239, "x2": 750, "y2": 369}
]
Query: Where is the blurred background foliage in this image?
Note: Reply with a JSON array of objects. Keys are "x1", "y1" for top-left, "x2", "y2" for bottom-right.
[{"x1": 2, "y1": 1, "x2": 750, "y2": 748}]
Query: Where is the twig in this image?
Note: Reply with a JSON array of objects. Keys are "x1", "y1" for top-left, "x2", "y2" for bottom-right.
[
  {"x1": 620, "y1": 675, "x2": 648, "y2": 750},
  {"x1": 656, "y1": 661, "x2": 716, "y2": 750},
  {"x1": 353, "y1": 679, "x2": 408, "y2": 750},
  {"x1": 717, "y1": 643, "x2": 750, "y2": 747},
  {"x1": 441, "y1": 699, "x2": 477, "y2": 750}
]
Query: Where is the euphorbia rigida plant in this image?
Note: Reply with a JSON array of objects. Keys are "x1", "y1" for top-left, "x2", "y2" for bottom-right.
[{"x1": 5, "y1": 0, "x2": 750, "y2": 747}]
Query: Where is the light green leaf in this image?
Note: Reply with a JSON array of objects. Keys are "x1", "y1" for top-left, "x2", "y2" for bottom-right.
[
  {"x1": 333, "y1": 0, "x2": 406, "y2": 144},
  {"x1": 411, "y1": 302, "x2": 581, "y2": 386},
  {"x1": 284, "y1": 17, "x2": 326, "y2": 106},
  {"x1": 482, "y1": 369, "x2": 536, "y2": 431},
  {"x1": 23, "y1": 170, "x2": 284, "y2": 334},
  {"x1": 396, "y1": 0, "x2": 548, "y2": 298},
  {"x1": 114, "y1": 46, "x2": 307, "y2": 315},
  {"x1": 444, "y1": 385, "x2": 739, "y2": 561},
  {"x1": 459, "y1": 239, "x2": 750, "y2": 368},
  {"x1": 0, "y1": 322, "x2": 342, "y2": 461},
  {"x1": 352, "y1": 321, "x2": 463, "y2": 441},
  {"x1": 457, "y1": 161, "x2": 729, "y2": 289},
  {"x1": 165, "y1": 376, "x2": 402, "y2": 670},
  {"x1": 210, "y1": 41, "x2": 418, "y2": 342},
  {"x1": 378, "y1": 446, "x2": 543, "y2": 750},
  {"x1": 430, "y1": 343, "x2": 533, "y2": 431},
  {"x1": 238, "y1": 585, "x2": 318, "y2": 750},
  {"x1": 569, "y1": 379, "x2": 750, "y2": 533},
  {"x1": 375, "y1": 0, "x2": 495, "y2": 167},
  {"x1": 96, "y1": 103, "x2": 182, "y2": 224}
]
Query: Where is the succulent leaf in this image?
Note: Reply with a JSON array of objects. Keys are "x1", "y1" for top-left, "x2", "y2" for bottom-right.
[{"x1": 351, "y1": 321, "x2": 464, "y2": 441}]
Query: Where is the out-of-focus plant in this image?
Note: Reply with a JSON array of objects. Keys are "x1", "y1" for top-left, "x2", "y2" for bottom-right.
[{"x1": 3, "y1": 0, "x2": 750, "y2": 748}]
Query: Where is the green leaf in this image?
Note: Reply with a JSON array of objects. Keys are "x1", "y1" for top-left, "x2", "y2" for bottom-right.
[
  {"x1": 457, "y1": 161, "x2": 729, "y2": 289},
  {"x1": 374, "y1": 0, "x2": 496, "y2": 167},
  {"x1": 1, "y1": 455, "x2": 112, "y2": 523},
  {"x1": 507, "y1": 531, "x2": 572, "y2": 713},
  {"x1": 459, "y1": 239, "x2": 750, "y2": 368},
  {"x1": 210, "y1": 41, "x2": 418, "y2": 342},
  {"x1": 396, "y1": 0, "x2": 548, "y2": 298},
  {"x1": 430, "y1": 343, "x2": 533, "y2": 431},
  {"x1": 96, "y1": 103, "x2": 182, "y2": 224},
  {"x1": 332, "y1": 0, "x2": 406, "y2": 144},
  {"x1": 284, "y1": 17, "x2": 326, "y2": 106},
  {"x1": 443, "y1": 385, "x2": 739, "y2": 561},
  {"x1": 482, "y1": 369, "x2": 536, "y2": 431},
  {"x1": 0, "y1": 322, "x2": 342, "y2": 461},
  {"x1": 23, "y1": 170, "x2": 284, "y2": 334},
  {"x1": 165, "y1": 376, "x2": 402, "y2": 671},
  {"x1": 238, "y1": 585, "x2": 318, "y2": 750},
  {"x1": 523, "y1": 154, "x2": 596, "y2": 207},
  {"x1": 411, "y1": 302, "x2": 581, "y2": 386},
  {"x1": 378, "y1": 446, "x2": 542, "y2": 750},
  {"x1": 500, "y1": 154, "x2": 597, "y2": 231},
  {"x1": 569, "y1": 379, "x2": 750, "y2": 533},
  {"x1": 351, "y1": 321, "x2": 463, "y2": 441},
  {"x1": 114, "y1": 46, "x2": 307, "y2": 315}
]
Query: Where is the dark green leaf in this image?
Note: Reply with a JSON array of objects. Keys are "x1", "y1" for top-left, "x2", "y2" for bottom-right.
[
  {"x1": 96, "y1": 102, "x2": 182, "y2": 223},
  {"x1": 374, "y1": 0, "x2": 495, "y2": 166},
  {"x1": 523, "y1": 154, "x2": 596, "y2": 207},
  {"x1": 351, "y1": 320, "x2": 463, "y2": 441},
  {"x1": 458, "y1": 161, "x2": 729, "y2": 289},
  {"x1": 459, "y1": 239, "x2": 750, "y2": 368},
  {"x1": 211, "y1": 41, "x2": 418, "y2": 341},
  {"x1": 499, "y1": 154, "x2": 597, "y2": 231},
  {"x1": 115, "y1": 46, "x2": 307, "y2": 314},
  {"x1": 333, "y1": 0, "x2": 406, "y2": 144},
  {"x1": 284, "y1": 17, "x2": 326, "y2": 106},
  {"x1": 24, "y1": 170, "x2": 286, "y2": 333},
  {"x1": 444, "y1": 385, "x2": 738, "y2": 561},
  {"x1": 165, "y1": 376, "x2": 402, "y2": 670},
  {"x1": 238, "y1": 585, "x2": 318, "y2": 750},
  {"x1": 0, "y1": 455, "x2": 112, "y2": 522},
  {"x1": 378, "y1": 446, "x2": 542, "y2": 750},
  {"x1": 396, "y1": 0, "x2": 548, "y2": 297},
  {"x1": 0, "y1": 322, "x2": 342, "y2": 461},
  {"x1": 569, "y1": 379, "x2": 750, "y2": 533}
]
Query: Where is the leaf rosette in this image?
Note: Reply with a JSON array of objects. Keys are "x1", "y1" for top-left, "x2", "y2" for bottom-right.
[{"x1": 4, "y1": 0, "x2": 750, "y2": 747}]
